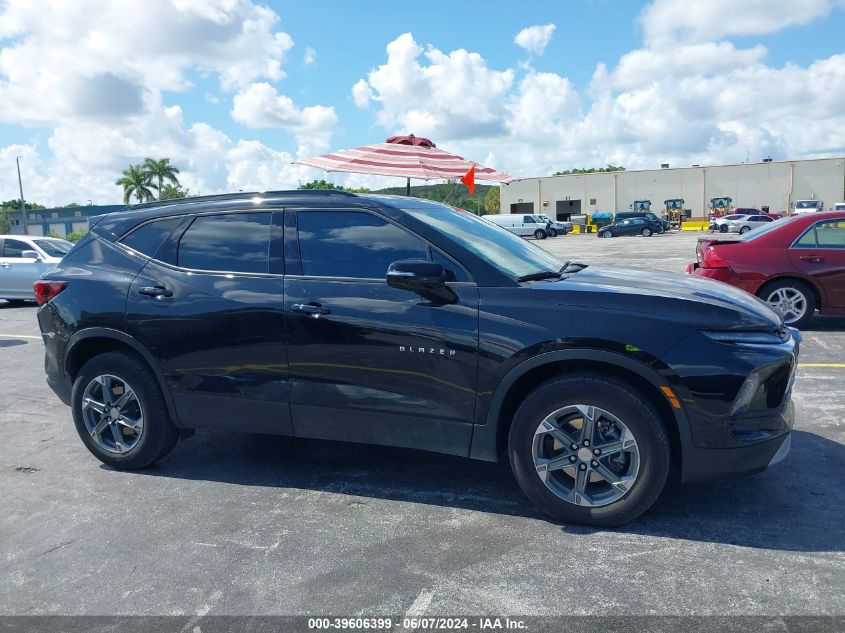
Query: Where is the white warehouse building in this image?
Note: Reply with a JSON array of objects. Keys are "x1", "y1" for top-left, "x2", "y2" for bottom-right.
[{"x1": 499, "y1": 157, "x2": 845, "y2": 220}]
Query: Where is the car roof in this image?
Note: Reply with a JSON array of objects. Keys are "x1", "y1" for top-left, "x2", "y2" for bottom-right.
[{"x1": 93, "y1": 190, "x2": 448, "y2": 236}]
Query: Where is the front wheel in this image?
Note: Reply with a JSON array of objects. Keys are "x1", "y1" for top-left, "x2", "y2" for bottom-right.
[
  {"x1": 534, "y1": 229, "x2": 546, "y2": 240},
  {"x1": 508, "y1": 374, "x2": 670, "y2": 526},
  {"x1": 641, "y1": 228, "x2": 653, "y2": 237},
  {"x1": 720, "y1": 224, "x2": 729, "y2": 233},
  {"x1": 739, "y1": 226, "x2": 750, "y2": 234},
  {"x1": 599, "y1": 230, "x2": 612, "y2": 239},
  {"x1": 758, "y1": 279, "x2": 816, "y2": 328},
  {"x1": 71, "y1": 351, "x2": 179, "y2": 469},
  {"x1": 547, "y1": 228, "x2": 558, "y2": 237}
]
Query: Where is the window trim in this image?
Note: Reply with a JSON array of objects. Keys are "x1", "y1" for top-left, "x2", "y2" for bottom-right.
[
  {"x1": 790, "y1": 219, "x2": 845, "y2": 250},
  {"x1": 1, "y1": 237, "x2": 35, "y2": 259},
  {"x1": 292, "y1": 207, "x2": 474, "y2": 284}
]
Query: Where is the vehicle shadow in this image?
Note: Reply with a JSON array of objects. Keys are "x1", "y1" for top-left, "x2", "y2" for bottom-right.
[
  {"x1": 128, "y1": 428, "x2": 844, "y2": 552},
  {"x1": 801, "y1": 315, "x2": 845, "y2": 331}
]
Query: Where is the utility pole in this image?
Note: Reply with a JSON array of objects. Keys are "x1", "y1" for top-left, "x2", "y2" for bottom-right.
[{"x1": 16, "y1": 157, "x2": 28, "y2": 235}]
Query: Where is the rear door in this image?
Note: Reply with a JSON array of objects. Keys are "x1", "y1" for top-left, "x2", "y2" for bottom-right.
[
  {"x1": 788, "y1": 218, "x2": 845, "y2": 308},
  {"x1": 0, "y1": 238, "x2": 51, "y2": 298},
  {"x1": 124, "y1": 210, "x2": 292, "y2": 434},
  {"x1": 284, "y1": 207, "x2": 479, "y2": 455}
]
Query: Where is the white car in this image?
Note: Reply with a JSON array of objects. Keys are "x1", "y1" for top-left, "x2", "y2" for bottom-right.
[
  {"x1": 793, "y1": 199, "x2": 823, "y2": 214},
  {"x1": 0, "y1": 235, "x2": 73, "y2": 303},
  {"x1": 727, "y1": 214, "x2": 774, "y2": 234},
  {"x1": 485, "y1": 214, "x2": 551, "y2": 239},
  {"x1": 709, "y1": 213, "x2": 747, "y2": 233}
]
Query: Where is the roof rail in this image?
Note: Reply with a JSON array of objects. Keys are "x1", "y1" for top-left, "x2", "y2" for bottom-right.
[{"x1": 125, "y1": 189, "x2": 360, "y2": 210}]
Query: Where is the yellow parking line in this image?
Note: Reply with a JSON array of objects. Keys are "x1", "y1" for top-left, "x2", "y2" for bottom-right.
[
  {"x1": 0, "y1": 333, "x2": 41, "y2": 340},
  {"x1": 799, "y1": 363, "x2": 845, "y2": 368}
]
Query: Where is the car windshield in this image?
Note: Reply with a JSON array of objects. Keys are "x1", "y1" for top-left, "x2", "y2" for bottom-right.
[
  {"x1": 795, "y1": 201, "x2": 820, "y2": 209},
  {"x1": 401, "y1": 202, "x2": 563, "y2": 280},
  {"x1": 33, "y1": 239, "x2": 73, "y2": 257},
  {"x1": 738, "y1": 215, "x2": 802, "y2": 242}
]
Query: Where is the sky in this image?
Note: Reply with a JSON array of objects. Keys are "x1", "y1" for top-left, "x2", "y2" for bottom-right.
[{"x1": 1, "y1": 0, "x2": 844, "y2": 206}]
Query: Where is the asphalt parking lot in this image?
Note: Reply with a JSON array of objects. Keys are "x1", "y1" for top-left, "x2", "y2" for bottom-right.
[{"x1": 0, "y1": 230, "x2": 843, "y2": 617}]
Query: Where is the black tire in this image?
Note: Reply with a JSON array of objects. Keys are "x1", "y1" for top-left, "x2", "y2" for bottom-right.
[
  {"x1": 756, "y1": 278, "x2": 817, "y2": 329},
  {"x1": 641, "y1": 227, "x2": 653, "y2": 237},
  {"x1": 547, "y1": 228, "x2": 558, "y2": 237},
  {"x1": 719, "y1": 224, "x2": 729, "y2": 233},
  {"x1": 71, "y1": 351, "x2": 179, "y2": 469},
  {"x1": 508, "y1": 373, "x2": 671, "y2": 526},
  {"x1": 739, "y1": 226, "x2": 750, "y2": 234},
  {"x1": 534, "y1": 229, "x2": 546, "y2": 240},
  {"x1": 600, "y1": 230, "x2": 612, "y2": 238},
  {"x1": 4, "y1": 299, "x2": 31, "y2": 305}
]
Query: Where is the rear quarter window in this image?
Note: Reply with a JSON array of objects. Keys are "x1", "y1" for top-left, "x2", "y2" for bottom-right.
[{"x1": 120, "y1": 218, "x2": 184, "y2": 258}]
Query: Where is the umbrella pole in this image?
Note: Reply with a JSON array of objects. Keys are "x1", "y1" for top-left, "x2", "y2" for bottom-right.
[{"x1": 406, "y1": 177, "x2": 411, "y2": 196}]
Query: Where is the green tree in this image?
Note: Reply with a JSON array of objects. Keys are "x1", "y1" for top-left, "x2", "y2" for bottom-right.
[
  {"x1": 483, "y1": 186, "x2": 500, "y2": 214},
  {"x1": 159, "y1": 184, "x2": 191, "y2": 200},
  {"x1": 66, "y1": 229, "x2": 89, "y2": 243},
  {"x1": 297, "y1": 179, "x2": 370, "y2": 193},
  {"x1": 116, "y1": 164, "x2": 155, "y2": 204},
  {"x1": 142, "y1": 157, "x2": 181, "y2": 200},
  {"x1": 0, "y1": 209, "x2": 12, "y2": 234},
  {"x1": 553, "y1": 165, "x2": 625, "y2": 176},
  {"x1": 1, "y1": 199, "x2": 45, "y2": 210}
]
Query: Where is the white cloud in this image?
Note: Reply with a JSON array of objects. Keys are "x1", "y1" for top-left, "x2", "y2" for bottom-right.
[
  {"x1": 641, "y1": 0, "x2": 845, "y2": 44},
  {"x1": 0, "y1": 0, "x2": 294, "y2": 126},
  {"x1": 303, "y1": 46, "x2": 317, "y2": 66},
  {"x1": 231, "y1": 82, "x2": 338, "y2": 157},
  {"x1": 352, "y1": 15, "x2": 845, "y2": 179},
  {"x1": 514, "y1": 23, "x2": 556, "y2": 56}
]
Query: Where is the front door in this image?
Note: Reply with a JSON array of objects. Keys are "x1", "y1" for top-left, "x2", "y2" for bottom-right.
[
  {"x1": 124, "y1": 210, "x2": 292, "y2": 434},
  {"x1": 789, "y1": 218, "x2": 845, "y2": 308},
  {"x1": 285, "y1": 208, "x2": 479, "y2": 456}
]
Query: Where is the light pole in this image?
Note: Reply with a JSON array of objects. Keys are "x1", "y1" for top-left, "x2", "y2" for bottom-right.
[{"x1": 16, "y1": 157, "x2": 28, "y2": 234}]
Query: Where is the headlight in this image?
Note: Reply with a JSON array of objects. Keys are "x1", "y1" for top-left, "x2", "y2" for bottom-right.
[{"x1": 703, "y1": 331, "x2": 788, "y2": 345}]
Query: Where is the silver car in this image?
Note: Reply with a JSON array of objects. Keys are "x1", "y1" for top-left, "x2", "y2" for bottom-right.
[
  {"x1": 728, "y1": 214, "x2": 774, "y2": 234},
  {"x1": 0, "y1": 235, "x2": 73, "y2": 303}
]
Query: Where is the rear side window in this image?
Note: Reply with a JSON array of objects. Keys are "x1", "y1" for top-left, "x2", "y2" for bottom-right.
[
  {"x1": 797, "y1": 220, "x2": 845, "y2": 249},
  {"x1": 121, "y1": 218, "x2": 183, "y2": 258},
  {"x1": 177, "y1": 212, "x2": 272, "y2": 273},
  {"x1": 297, "y1": 211, "x2": 428, "y2": 279}
]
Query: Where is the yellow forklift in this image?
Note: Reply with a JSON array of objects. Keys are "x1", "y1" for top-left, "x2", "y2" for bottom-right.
[
  {"x1": 709, "y1": 196, "x2": 732, "y2": 217},
  {"x1": 664, "y1": 198, "x2": 684, "y2": 229}
]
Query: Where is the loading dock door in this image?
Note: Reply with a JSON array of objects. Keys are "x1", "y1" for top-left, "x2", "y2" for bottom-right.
[
  {"x1": 556, "y1": 200, "x2": 581, "y2": 221},
  {"x1": 510, "y1": 202, "x2": 535, "y2": 214}
]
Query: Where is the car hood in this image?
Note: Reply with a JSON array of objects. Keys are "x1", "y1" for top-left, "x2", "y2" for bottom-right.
[{"x1": 537, "y1": 265, "x2": 781, "y2": 331}]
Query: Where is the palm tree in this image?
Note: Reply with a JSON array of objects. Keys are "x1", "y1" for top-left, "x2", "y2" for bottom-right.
[
  {"x1": 142, "y1": 157, "x2": 180, "y2": 200},
  {"x1": 115, "y1": 164, "x2": 154, "y2": 204}
]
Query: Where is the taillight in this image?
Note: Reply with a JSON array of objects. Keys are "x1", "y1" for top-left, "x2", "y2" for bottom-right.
[
  {"x1": 701, "y1": 246, "x2": 730, "y2": 269},
  {"x1": 33, "y1": 281, "x2": 67, "y2": 306}
]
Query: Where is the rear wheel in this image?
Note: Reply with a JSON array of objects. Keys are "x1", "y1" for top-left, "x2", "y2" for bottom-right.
[
  {"x1": 71, "y1": 352, "x2": 179, "y2": 469},
  {"x1": 534, "y1": 229, "x2": 546, "y2": 240},
  {"x1": 547, "y1": 228, "x2": 558, "y2": 237},
  {"x1": 641, "y1": 227, "x2": 653, "y2": 237},
  {"x1": 720, "y1": 224, "x2": 729, "y2": 233},
  {"x1": 508, "y1": 374, "x2": 670, "y2": 526},
  {"x1": 758, "y1": 279, "x2": 816, "y2": 328},
  {"x1": 739, "y1": 226, "x2": 751, "y2": 234}
]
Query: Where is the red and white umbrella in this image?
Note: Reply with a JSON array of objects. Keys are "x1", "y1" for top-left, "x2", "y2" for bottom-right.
[{"x1": 293, "y1": 135, "x2": 512, "y2": 195}]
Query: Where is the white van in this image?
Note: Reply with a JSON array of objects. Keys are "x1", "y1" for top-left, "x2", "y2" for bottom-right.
[
  {"x1": 486, "y1": 214, "x2": 551, "y2": 239},
  {"x1": 834, "y1": 203, "x2": 845, "y2": 212}
]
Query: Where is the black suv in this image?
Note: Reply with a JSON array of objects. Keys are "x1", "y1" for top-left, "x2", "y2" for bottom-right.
[
  {"x1": 36, "y1": 191, "x2": 798, "y2": 526},
  {"x1": 615, "y1": 211, "x2": 671, "y2": 232}
]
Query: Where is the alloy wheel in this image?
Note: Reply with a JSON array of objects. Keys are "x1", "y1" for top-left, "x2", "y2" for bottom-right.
[
  {"x1": 532, "y1": 404, "x2": 640, "y2": 507},
  {"x1": 765, "y1": 287, "x2": 807, "y2": 324},
  {"x1": 81, "y1": 374, "x2": 144, "y2": 454}
]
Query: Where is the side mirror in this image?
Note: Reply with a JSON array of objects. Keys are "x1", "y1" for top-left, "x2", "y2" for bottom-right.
[
  {"x1": 21, "y1": 250, "x2": 40, "y2": 260},
  {"x1": 386, "y1": 259, "x2": 456, "y2": 304}
]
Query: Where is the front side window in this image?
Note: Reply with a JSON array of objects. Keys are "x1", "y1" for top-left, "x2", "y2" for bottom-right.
[
  {"x1": 297, "y1": 211, "x2": 428, "y2": 279},
  {"x1": 523, "y1": 216, "x2": 536, "y2": 224},
  {"x1": 177, "y1": 212, "x2": 271, "y2": 274},
  {"x1": 2, "y1": 239, "x2": 30, "y2": 258}
]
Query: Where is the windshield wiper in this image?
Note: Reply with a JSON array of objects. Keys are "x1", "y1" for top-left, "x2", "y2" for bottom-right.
[{"x1": 516, "y1": 271, "x2": 561, "y2": 283}]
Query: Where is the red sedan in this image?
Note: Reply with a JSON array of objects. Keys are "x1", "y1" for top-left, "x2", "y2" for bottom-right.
[{"x1": 687, "y1": 212, "x2": 845, "y2": 328}]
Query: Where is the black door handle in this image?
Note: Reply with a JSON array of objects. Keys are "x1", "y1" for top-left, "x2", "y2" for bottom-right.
[
  {"x1": 290, "y1": 303, "x2": 331, "y2": 316},
  {"x1": 138, "y1": 285, "x2": 173, "y2": 298}
]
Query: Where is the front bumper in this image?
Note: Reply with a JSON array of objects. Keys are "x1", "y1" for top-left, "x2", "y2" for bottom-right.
[{"x1": 682, "y1": 420, "x2": 792, "y2": 482}]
